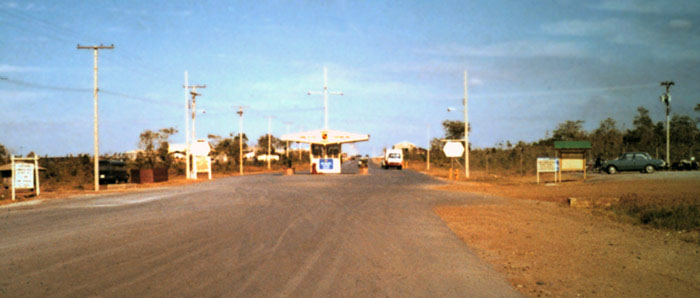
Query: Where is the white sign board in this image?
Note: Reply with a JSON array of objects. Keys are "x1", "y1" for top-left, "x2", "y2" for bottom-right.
[
  {"x1": 13, "y1": 163, "x2": 35, "y2": 189},
  {"x1": 443, "y1": 141, "x2": 465, "y2": 158},
  {"x1": 537, "y1": 157, "x2": 559, "y2": 172},
  {"x1": 191, "y1": 139, "x2": 211, "y2": 156}
]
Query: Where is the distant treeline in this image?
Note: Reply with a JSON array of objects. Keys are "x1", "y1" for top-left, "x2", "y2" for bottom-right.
[{"x1": 404, "y1": 105, "x2": 700, "y2": 174}]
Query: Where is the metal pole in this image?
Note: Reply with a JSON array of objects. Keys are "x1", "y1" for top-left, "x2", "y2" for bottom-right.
[
  {"x1": 184, "y1": 71, "x2": 190, "y2": 179},
  {"x1": 463, "y1": 70, "x2": 470, "y2": 179}
]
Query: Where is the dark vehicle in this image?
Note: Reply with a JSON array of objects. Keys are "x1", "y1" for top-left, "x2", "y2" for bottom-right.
[
  {"x1": 99, "y1": 160, "x2": 129, "y2": 184},
  {"x1": 601, "y1": 152, "x2": 666, "y2": 174},
  {"x1": 672, "y1": 157, "x2": 698, "y2": 171},
  {"x1": 357, "y1": 156, "x2": 369, "y2": 168}
]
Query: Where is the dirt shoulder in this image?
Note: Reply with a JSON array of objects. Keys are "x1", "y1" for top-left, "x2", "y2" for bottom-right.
[
  {"x1": 0, "y1": 165, "x2": 292, "y2": 206},
  {"x1": 426, "y1": 169, "x2": 700, "y2": 297}
]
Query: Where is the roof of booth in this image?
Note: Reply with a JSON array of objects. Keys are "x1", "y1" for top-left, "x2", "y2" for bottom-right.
[
  {"x1": 281, "y1": 129, "x2": 370, "y2": 145},
  {"x1": 554, "y1": 141, "x2": 591, "y2": 150}
]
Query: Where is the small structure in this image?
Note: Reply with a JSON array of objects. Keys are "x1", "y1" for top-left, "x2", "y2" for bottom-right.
[
  {"x1": 1, "y1": 155, "x2": 43, "y2": 201},
  {"x1": 167, "y1": 143, "x2": 188, "y2": 160},
  {"x1": 282, "y1": 129, "x2": 369, "y2": 174},
  {"x1": 554, "y1": 141, "x2": 591, "y2": 182},
  {"x1": 393, "y1": 141, "x2": 417, "y2": 151}
]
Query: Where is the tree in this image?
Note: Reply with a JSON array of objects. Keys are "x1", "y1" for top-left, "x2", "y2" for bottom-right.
[
  {"x1": 623, "y1": 107, "x2": 662, "y2": 154},
  {"x1": 137, "y1": 127, "x2": 178, "y2": 168},
  {"x1": 590, "y1": 118, "x2": 623, "y2": 159},
  {"x1": 552, "y1": 120, "x2": 586, "y2": 141},
  {"x1": 214, "y1": 133, "x2": 248, "y2": 164},
  {"x1": 441, "y1": 120, "x2": 470, "y2": 140},
  {"x1": 256, "y1": 134, "x2": 282, "y2": 154},
  {"x1": 670, "y1": 114, "x2": 699, "y2": 160},
  {"x1": 0, "y1": 143, "x2": 8, "y2": 163}
]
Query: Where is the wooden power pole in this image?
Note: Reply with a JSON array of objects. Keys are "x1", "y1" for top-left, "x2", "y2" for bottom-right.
[{"x1": 77, "y1": 44, "x2": 114, "y2": 192}]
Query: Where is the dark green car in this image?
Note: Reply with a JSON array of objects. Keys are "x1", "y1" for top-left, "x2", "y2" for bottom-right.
[
  {"x1": 99, "y1": 160, "x2": 129, "y2": 184},
  {"x1": 601, "y1": 152, "x2": 666, "y2": 174}
]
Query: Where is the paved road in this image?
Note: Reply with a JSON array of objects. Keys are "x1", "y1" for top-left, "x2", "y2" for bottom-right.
[{"x1": 0, "y1": 162, "x2": 519, "y2": 297}]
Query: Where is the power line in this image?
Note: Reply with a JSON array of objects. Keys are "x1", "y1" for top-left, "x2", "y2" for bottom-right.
[{"x1": 0, "y1": 76, "x2": 177, "y2": 106}]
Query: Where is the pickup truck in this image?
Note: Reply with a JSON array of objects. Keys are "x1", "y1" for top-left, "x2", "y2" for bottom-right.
[{"x1": 381, "y1": 149, "x2": 403, "y2": 170}]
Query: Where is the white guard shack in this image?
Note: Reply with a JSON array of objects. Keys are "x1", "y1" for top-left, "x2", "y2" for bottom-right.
[{"x1": 281, "y1": 129, "x2": 369, "y2": 174}]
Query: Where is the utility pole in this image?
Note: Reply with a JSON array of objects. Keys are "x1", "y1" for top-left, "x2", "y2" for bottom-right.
[
  {"x1": 77, "y1": 44, "x2": 114, "y2": 192},
  {"x1": 308, "y1": 67, "x2": 343, "y2": 130},
  {"x1": 183, "y1": 71, "x2": 190, "y2": 179},
  {"x1": 267, "y1": 116, "x2": 272, "y2": 170},
  {"x1": 463, "y1": 70, "x2": 470, "y2": 179},
  {"x1": 185, "y1": 84, "x2": 205, "y2": 178},
  {"x1": 660, "y1": 81, "x2": 674, "y2": 167},
  {"x1": 236, "y1": 106, "x2": 246, "y2": 175},
  {"x1": 426, "y1": 125, "x2": 431, "y2": 171}
]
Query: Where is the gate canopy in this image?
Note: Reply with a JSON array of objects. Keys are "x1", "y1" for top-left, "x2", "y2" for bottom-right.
[{"x1": 281, "y1": 129, "x2": 369, "y2": 145}]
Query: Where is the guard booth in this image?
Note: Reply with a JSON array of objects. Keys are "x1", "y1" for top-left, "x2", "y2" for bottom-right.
[
  {"x1": 554, "y1": 141, "x2": 591, "y2": 182},
  {"x1": 282, "y1": 129, "x2": 369, "y2": 174}
]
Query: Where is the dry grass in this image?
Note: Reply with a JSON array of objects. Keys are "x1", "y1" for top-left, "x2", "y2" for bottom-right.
[{"x1": 0, "y1": 162, "x2": 308, "y2": 205}]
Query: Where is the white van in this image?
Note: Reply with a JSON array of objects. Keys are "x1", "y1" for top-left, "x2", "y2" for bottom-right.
[{"x1": 381, "y1": 149, "x2": 404, "y2": 170}]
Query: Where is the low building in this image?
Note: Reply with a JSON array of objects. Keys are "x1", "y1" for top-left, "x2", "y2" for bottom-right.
[
  {"x1": 168, "y1": 143, "x2": 187, "y2": 160},
  {"x1": 256, "y1": 154, "x2": 280, "y2": 162},
  {"x1": 393, "y1": 141, "x2": 417, "y2": 151}
]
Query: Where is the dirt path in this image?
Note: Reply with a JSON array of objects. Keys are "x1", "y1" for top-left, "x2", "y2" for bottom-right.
[{"x1": 434, "y1": 176, "x2": 700, "y2": 297}]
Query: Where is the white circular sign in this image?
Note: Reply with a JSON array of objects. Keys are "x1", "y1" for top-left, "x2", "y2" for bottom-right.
[{"x1": 443, "y1": 141, "x2": 465, "y2": 157}]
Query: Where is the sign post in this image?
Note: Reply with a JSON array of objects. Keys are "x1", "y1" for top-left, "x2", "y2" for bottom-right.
[
  {"x1": 10, "y1": 155, "x2": 40, "y2": 201},
  {"x1": 443, "y1": 141, "x2": 465, "y2": 181}
]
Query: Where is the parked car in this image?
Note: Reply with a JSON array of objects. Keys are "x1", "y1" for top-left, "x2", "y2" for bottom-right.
[
  {"x1": 601, "y1": 152, "x2": 666, "y2": 174},
  {"x1": 99, "y1": 160, "x2": 129, "y2": 184}
]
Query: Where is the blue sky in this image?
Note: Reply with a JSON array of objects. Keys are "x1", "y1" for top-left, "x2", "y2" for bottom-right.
[{"x1": 1, "y1": 0, "x2": 699, "y2": 156}]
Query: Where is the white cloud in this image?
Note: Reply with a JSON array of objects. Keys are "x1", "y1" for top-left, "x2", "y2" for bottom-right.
[
  {"x1": 542, "y1": 18, "x2": 700, "y2": 60},
  {"x1": 420, "y1": 41, "x2": 588, "y2": 58},
  {"x1": 669, "y1": 19, "x2": 692, "y2": 29},
  {"x1": 470, "y1": 77, "x2": 484, "y2": 86},
  {"x1": 591, "y1": 0, "x2": 700, "y2": 14},
  {"x1": 0, "y1": 64, "x2": 41, "y2": 73},
  {"x1": 2, "y1": 2, "x2": 44, "y2": 11}
]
